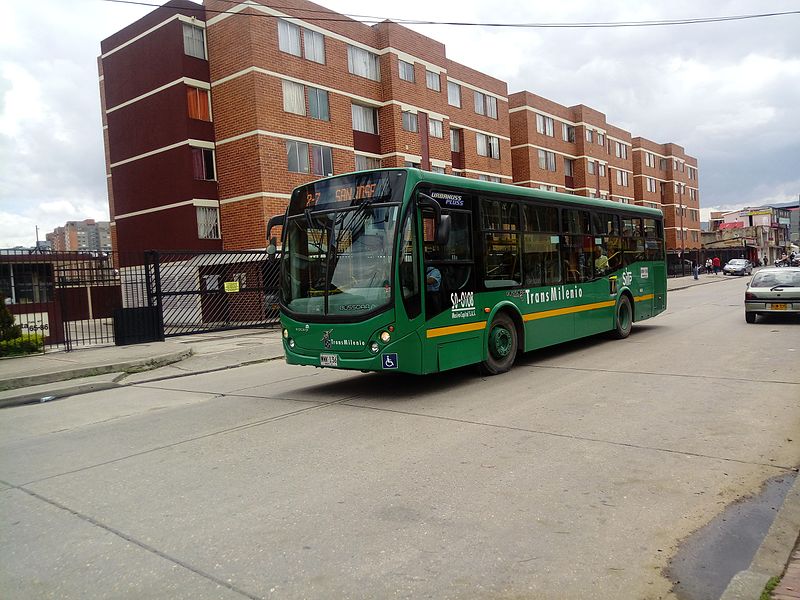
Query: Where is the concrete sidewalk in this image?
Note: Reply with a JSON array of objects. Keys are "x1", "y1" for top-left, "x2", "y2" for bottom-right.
[{"x1": 0, "y1": 328, "x2": 285, "y2": 408}]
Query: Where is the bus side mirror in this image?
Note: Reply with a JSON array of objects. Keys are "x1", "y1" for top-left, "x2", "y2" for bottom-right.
[
  {"x1": 436, "y1": 214, "x2": 451, "y2": 246},
  {"x1": 266, "y1": 215, "x2": 286, "y2": 256}
]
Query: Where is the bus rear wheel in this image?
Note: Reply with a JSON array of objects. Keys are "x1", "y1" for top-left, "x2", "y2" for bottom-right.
[
  {"x1": 612, "y1": 295, "x2": 633, "y2": 339},
  {"x1": 480, "y1": 313, "x2": 518, "y2": 375}
]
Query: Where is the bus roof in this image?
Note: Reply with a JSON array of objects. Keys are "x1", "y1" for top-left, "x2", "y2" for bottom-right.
[
  {"x1": 407, "y1": 169, "x2": 664, "y2": 218},
  {"x1": 295, "y1": 168, "x2": 664, "y2": 218}
]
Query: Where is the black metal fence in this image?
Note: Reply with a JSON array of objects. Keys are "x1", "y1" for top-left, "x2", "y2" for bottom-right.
[
  {"x1": 145, "y1": 250, "x2": 281, "y2": 337},
  {"x1": 1, "y1": 249, "x2": 281, "y2": 354}
]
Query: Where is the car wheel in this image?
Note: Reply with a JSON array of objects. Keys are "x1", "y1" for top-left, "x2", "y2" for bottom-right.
[
  {"x1": 480, "y1": 313, "x2": 518, "y2": 375},
  {"x1": 745, "y1": 312, "x2": 756, "y2": 323}
]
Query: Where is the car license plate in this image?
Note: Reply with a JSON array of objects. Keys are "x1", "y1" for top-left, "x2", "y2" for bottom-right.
[
  {"x1": 771, "y1": 303, "x2": 787, "y2": 311},
  {"x1": 319, "y1": 353, "x2": 338, "y2": 367}
]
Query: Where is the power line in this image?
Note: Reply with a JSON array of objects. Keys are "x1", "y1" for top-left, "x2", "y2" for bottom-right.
[{"x1": 101, "y1": 0, "x2": 800, "y2": 29}]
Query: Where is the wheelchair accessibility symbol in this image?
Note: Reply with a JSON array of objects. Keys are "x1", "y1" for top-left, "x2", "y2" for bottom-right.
[{"x1": 381, "y1": 353, "x2": 398, "y2": 369}]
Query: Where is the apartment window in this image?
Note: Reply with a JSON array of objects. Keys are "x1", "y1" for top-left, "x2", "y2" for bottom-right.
[
  {"x1": 431, "y1": 166, "x2": 446, "y2": 174},
  {"x1": 303, "y1": 28, "x2": 325, "y2": 63},
  {"x1": 537, "y1": 149, "x2": 556, "y2": 171},
  {"x1": 450, "y1": 128, "x2": 461, "y2": 152},
  {"x1": 598, "y1": 163, "x2": 606, "y2": 177},
  {"x1": 585, "y1": 128, "x2": 593, "y2": 143},
  {"x1": 186, "y1": 87, "x2": 210, "y2": 121},
  {"x1": 447, "y1": 81, "x2": 461, "y2": 107},
  {"x1": 588, "y1": 160, "x2": 595, "y2": 175},
  {"x1": 477, "y1": 133, "x2": 500, "y2": 159},
  {"x1": 182, "y1": 24, "x2": 206, "y2": 59},
  {"x1": 597, "y1": 133, "x2": 605, "y2": 146},
  {"x1": 646, "y1": 177, "x2": 656, "y2": 193},
  {"x1": 659, "y1": 158, "x2": 668, "y2": 170},
  {"x1": 539, "y1": 184, "x2": 557, "y2": 192},
  {"x1": 282, "y1": 80, "x2": 305, "y2": 115},
  {"x1": 473, "y1": 91, "x2": 498, "y2": 118},
  {"x1": 688, "y1": 166, "x2": 696, "y2": 180},
  {"x1": 429, "y1": 118, "x2": 443, "y2": 138},
  {"x1": 477, "y1": 174, "x2": 500, "y2": 182},
  {"x1": 191, "y1": 148, "x2": 216, "y2": 180},
  {"x1": 563, "y1": 123, "x2": 575, "y2": 143},
  {"x1": 402, "y1": 111, "x2": 418, "y2": 133},
  {"x1": 645, "y1": 152, "x2": 655, "y2": 168},
  {"x1": 347, "y1": 45, "x2": 380, "y2": 81},
  {"x1": 399, "y1": 60, "x2": 415, "y2": 82},
  {"x1": 474, "y1": 91, "x2": 486, "y2": 115},
  {"x1": 689, "y1": 188, "x2": 697, "y2": 201},
  {"x1": 311, "y1": 144, "x2": 334, "y2": 176},
  {"x1": 564, "y1": 158, "x2": 574, "y2": 176},
  {"x1": 286, "y1": 140, "x2": 309, "y2": 173},
  {"x1": 196, "y1": 207, "x2": 220, "y2": 239},
  {"x1": 404, "y1": 161, "x2": 421, "y2": 168},
  {"x1": 536, "y1": 114, "x2": 554, "y2": 136},
  {"x1": 615, "y1": 141, "x2": 628, "y2": 160},
  {"x1": 278, "y1": 19, "x2": 301, "y2": 56},
  {"x1": 351, "y1": 104, "x2": 378, "y2": 134},
  {"x1": 355, "y1": 155, "x2": 381, "y2": 171},
  {"x1": 308, "y1": 87, "x2": 329, "y2": 121},
  {"x1": 426, "y1": 70, "x2": 441, "y2": 91},
  {"x1": 616, "y1": 170, "x2": 629, "y2": 187}
]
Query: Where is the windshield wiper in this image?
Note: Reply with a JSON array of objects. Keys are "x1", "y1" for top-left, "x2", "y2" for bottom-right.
[{"x1": 770, "y1": 285, "x2": 786, "y2": 291}]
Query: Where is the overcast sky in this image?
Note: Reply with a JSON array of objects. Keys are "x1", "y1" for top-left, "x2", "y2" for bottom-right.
[{"x1": 1, "y1": 0, "x2": 798, "y2": 247}]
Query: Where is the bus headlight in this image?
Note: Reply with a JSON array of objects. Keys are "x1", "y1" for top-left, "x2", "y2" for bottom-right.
[
  {"x1": 380, "y1": 331, "x2": 391, "y2": 343},
  {"x1": 288, "y1": 338, "x2": 295, "y2": 349},
  {"x1": 370, "y1": 342, "x2": 380, "y2": 353},
  {"x1": 282, "y1": 328, "x2": 288, "y2": 339}
]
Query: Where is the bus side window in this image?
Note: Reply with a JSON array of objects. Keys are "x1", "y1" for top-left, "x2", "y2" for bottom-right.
[
  {"x1": 522, "y1": 205, "x2": 561, "y2": 286},
  {"x1": 399, "y1": 208, "x2": 421, "y2": 319}
]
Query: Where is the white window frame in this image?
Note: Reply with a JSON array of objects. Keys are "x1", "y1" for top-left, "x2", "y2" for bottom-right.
[
  {"x1": 562, "y1": 123, "x2": 575, "y2": 143},
  {"x1": 536, "y1": 114, "x2": 554, "y2": 136},
  {"x1": 351, "y1": 104, "x2": 378, "y2": 134},
  {"x1": 355, "y1": 155, "x2": 381, "y2": 171},
  {"x1": 303, "y1": 28, "x2": 325, "y2": 64},
  {"x1": 587, "y1": 160, "x2": 595, "y2": 175},
  {"x1": 598, "y1": 163, "x2": 606, "y2": 177},
  {"x1": 564, "y1": 158, "x2": 574, "y2": 176},
  {"x1": 426, "y1": 70, "x2": 441, "y2": 91},
  {"x1": 347, "y1": 45, "x2": 380, "y2": 81},
  {"x1": 447, "y1": 81, "x2": 461, "y2": 107},
  {"x1": 450, "y1": 128, "x2": 461, "y2": 152},
  {"x1": 182, "y1": 23, "x2": 206, "y2": 59},
  {"x1": 585, "y1": 128, "x2": 593, "y2": 143},
  {"x1": 278, "y1": 19, "x2": 301, "y2": 56},
  {"x1": 399, "y1": 60, "x2": 415, "y2": 82},
  {"x1": 286, "y1": 140, "x2": 309, "y2": 173},
  {"x1": 401, "y1": 111, "x2": 418, "y2": 133},
  {"x1": 429, "y1": 118, "x2": 443, "y2": 138},
  {"x1": 486, "y1": 96, "x2": 497, "y2": 119},
  {"x1": 474, "y1": 91, "x2": 486, "y2": 115},
  {"x1": 537, "y1": 149, "x2": 556, "y2": 171},
  {"x1": 196, "y1": 206, "x2": 220, "y2": 239},
  {"x1": 311, "y1": 144, "x2": 334, "y2": 177},
  {"x1": 282, "y1": 80, "x2": 305, "y2": 115}
]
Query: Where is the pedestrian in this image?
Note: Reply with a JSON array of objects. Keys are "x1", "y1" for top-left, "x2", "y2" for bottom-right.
[
  {"x1": 705, "y1": 258, "x2": 712, "y2": 275},
  {"x1": 692, "y1": 260, "x2": 699, "y2": 280},
  {"x1": 712, "y1": 256, "x2": 721, "y2": 275}
]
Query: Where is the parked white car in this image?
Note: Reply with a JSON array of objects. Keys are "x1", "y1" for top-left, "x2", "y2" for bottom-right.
[{"x1": 744, "y1": 267, "x2": 800, "y2": 323}]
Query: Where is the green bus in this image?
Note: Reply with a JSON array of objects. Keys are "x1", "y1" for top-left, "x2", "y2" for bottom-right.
[{"x1": 268, "y1": 168, "x2": 666, "y2": 375}]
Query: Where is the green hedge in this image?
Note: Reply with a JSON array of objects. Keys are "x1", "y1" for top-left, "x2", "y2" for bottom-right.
[{"x1": 0, "y1": 335, "x2": 44, "y2": 357}]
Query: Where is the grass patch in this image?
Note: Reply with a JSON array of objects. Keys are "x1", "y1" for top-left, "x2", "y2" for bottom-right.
[{"x1": 760, "y1": 575, "x2": 781, "y2": 600}]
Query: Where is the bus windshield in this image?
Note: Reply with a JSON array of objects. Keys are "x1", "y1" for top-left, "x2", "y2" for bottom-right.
[{"x1": 282, "y1": 170, "x2": 407, "y2": 318}]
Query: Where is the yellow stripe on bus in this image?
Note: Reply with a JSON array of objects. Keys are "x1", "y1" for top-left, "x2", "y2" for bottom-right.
[
  {"x1": 427, "y1": 293, "x2": 655, "y2": 338},
  {"x1": 522, "y1": 299, "x2": 616, "y2": 321},
  {"x1": 426, "y1": 320, "x2": 487, "y2": 339}
]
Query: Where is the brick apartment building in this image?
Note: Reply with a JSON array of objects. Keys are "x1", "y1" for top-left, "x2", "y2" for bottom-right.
[
  {"x1": 100, "y1": 0, "x2": 699, "y2": 258},
  {"x1": 45, "y1": 219, "x2": 112, "y2": 252}
]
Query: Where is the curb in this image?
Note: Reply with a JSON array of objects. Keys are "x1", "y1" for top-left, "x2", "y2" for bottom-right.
[
  {"x1": 720, "y1": 473, "x2": 800, "y2": 600},
  {"x1": 0, "y1": 377, "x2": 123, "y2": 409},
  {"x1": 0, "y1": 348, "x2": 192, "y2": 392}
]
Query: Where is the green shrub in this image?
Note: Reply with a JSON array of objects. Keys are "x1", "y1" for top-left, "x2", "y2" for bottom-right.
[
  {"x1": 0, "y1": 295, "x2": 22, "y2": 341},
  {"x1": 0, "y1": 335, "x2": 44, "y2": 357}
]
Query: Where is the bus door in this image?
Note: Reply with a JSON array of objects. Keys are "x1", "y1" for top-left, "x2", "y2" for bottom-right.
[{"x1": 421, "y1": 207, "x2": 480, "y2": 371}]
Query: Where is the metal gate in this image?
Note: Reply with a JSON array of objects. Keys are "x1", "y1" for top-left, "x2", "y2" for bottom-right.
[{"x1": 148, "y1": 250, "x2": 281, "y2": 337}]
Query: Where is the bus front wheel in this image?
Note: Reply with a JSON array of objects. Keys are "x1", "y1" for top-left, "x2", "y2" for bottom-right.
[
  {"x1": 612, "y1": 295, "x2": 633, "y2": 339},
  {"x1": 480, "y1": 313, "x2": 518, "y2": 375}
]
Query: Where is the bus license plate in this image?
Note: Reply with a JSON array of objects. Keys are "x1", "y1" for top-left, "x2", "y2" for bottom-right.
[
  {"x1": 320, "y1": 354, "x2": 338, "y2": 367},
  {"x1": 771, "y1": 303, "x2": 787, "y2": 310}
]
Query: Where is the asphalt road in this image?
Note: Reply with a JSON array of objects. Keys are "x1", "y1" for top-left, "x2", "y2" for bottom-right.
[{"x1": 1, "y1": 277, "x2": 798, "y2": 600}]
